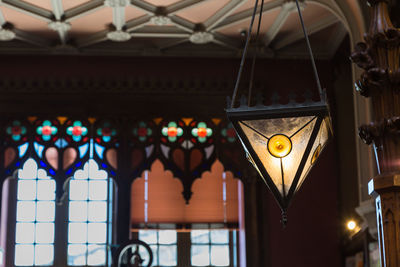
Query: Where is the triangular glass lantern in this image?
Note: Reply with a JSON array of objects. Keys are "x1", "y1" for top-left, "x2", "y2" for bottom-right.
[{"x1": 226, "y1": 95, "x2": 331, "y2": 216}]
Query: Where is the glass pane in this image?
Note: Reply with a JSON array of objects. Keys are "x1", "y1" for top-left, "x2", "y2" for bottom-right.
[
  {"x1": 87, "y1": 223, "x2": 107, "y2": 244},
  {"x1": 16, "y1": 201, "x2": 36, "y2": 222},
  {"x1": 210, "y1": 230, "x2": 229, "y2": 244},
  {"x1": 35, "y1": 244, "x2": 54, "y2": 266},
  {"x1": 191, "y1": 245, "x2": 210, "y2": 266},
  {"x1": 69, "y1": 201, "x2": 88, "y2": 222},
  {"x1": 69, "y1": 180, "x2": 88, "y2": 200},
  {"x1": 149, "y1": 245, "x2": 158, "y2": 266},
  {"x1": 88, "y1": 160, "x2": 107, "y2": 180},
  {"x1": 36, "y1": 180, "x2": 55, "y2": 200},
  {"x1": 18, "y1": 159, "x2": 37, "y2": 179},
  {"x1": 158, "y1": 230, "x2": 177, "y2": 245},
  {"x1": 88, "y1": 201, "x2": 107, "y2": 222},
  {"x1": 69, "y1": 223, "x2": 87, "y2": 243},
  {"x1": 36, "y1": 201, "x2": 55, "y2": 222},
  {"x1": 87, "y1": 244, "x2": 106, "y2": 266},
  {"x1": 15, "y1": 244, "x2": 34, "y2": 266},
  {"x1": 139, "y1": 230, "x2": 157, "y2": 244},
  {"x1": 211, "y1": 245, "x2": 229, "y2": 266},
  {"x1": 159, "y1": 245, "x2": 177, "y2": 266},
  {"x1": 17, "y1": 180, "x2": 36, "y2": 201},
  {"x1": 35, "y1": 223, "x2": 54, "y2": 243},
  {"x1": 191, "y1": 230, "x2": 209, "y2": 244},
  {"x1": 137, "y1": 245, "x2": 152, "y2": 266},
  {"x1": 88, "y1": 181, "x2": 107, "y2": 201},
  {"x1": 68, "y1": 244, "x2": 87, "y2": 266},
  {"x1": 15, "y1": 222, "x2": 35, "y2": 243}
]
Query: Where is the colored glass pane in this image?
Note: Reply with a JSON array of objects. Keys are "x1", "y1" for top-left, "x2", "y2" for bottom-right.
[
  {"x1": 191, "y1": 122, "x2": 212, "y2": 143},
  {"x1": 161, "y1": 122, "x2": 183, "y2": 142},
  {"x1": 36, "y1": 121, "x2": 57, "y2": 141}
]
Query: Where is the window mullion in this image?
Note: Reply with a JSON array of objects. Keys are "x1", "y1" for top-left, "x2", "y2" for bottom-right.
[{"x1": 178, "y1": 232, "x2": 191, "y2": 267}]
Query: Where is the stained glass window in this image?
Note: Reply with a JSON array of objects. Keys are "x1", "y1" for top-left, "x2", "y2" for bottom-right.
[
  {"x1": 14, "y1": 159, "x2": 56, "y2": 266},
  {"x1": 67, "y1": 159, "x2": 114, "y2": 266}
]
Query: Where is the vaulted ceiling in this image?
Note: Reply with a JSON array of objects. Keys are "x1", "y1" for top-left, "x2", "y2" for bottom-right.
[{"x1": 0, "y1": 0, "x2": 349, "y2": 58}]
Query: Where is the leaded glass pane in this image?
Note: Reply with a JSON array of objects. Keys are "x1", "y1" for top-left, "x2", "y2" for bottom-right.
[
  {"x1": 159, "y1": 245, "x2": 177, "y2": 266},
  {"x1": 88, "y1": 181, "x2": 107, "y2": 201},
  {"x1": 87, "y1": 223, "x2": 107, "y2": 243},
  {"x1": 191, "y1": 230, "x2": 209, "y2": 244},
  {"x1": 68, "y1": 223, "x2": 87, "y2": 243},
  {"x1": 69, "y1": 201, "x2": 88, "y2": 222},
  {"x1": 139, "y1": 230, "x2": 157, "y2": 244},
  {"x1": 36, "y1": 201, "x2": 55, "y2": 222},
  {"x1": 34, "y1": 244, "x2": 54, "y2": 266},
  {"x1": 69, "y1": 180, "x2": 88, "y2": 200},
  {"x1": 87, "y1": 244, "x2": 106, "y2": 266},
  {"x1": 210, "y1": 245, "x2": 229, "y2": 266},
  {"x1": 68, "y1": 244, "x2": 87, "y2": 266},
  {"x1": 210, "y1": 230, "x2": 229, "y2": 244},
  {"x1": 36, "y1": 180, "x2": 55, "y2": 200},
  {"x1": 35, "y1": 223, "x2": 54, "y2": 243},
  {"x1": 16, "y1": 202, "x2": 35, "y2": 222},
  {"x1": 191, "y1": 245, "x2": 210, "y2": 266},
  {"x1": 16, "y1": 222, "x2": 35, "y2": 243},
  {"x1": 15, "y1": 244, "x2": 34, "y2": 266},
  {"x1": 17, "y1": 180, "x2": 36, "y2": 200},
  {"x1": 158, "y1": 230, "x2": 177, "y2": 244},
  {"x1": 88, "y1": 201, "x2": 107, "y2": 222}
]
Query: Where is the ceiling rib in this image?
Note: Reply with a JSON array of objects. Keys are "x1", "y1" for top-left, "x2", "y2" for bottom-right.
[
  {"x1": 132, "y1": 26, "x2": 190, "y2": 38},
  {"x1": 130, "y1": 0, "x2": 157, "y2": 14},
  {"x1": 112, "y1": 7, "x2": 125, "y2": 31},
  {"x1": 76, "y1": 29, "x2": 108, "y2": 47},
  {"x1": 0, "y1": 9, "x2": 5, "y2": 25},
  {"x1": 125, "y1": 14, "x2": 152, "y2": 31},
  {"x1": 159, "y1": 38, "x2": 188, "y2": 50},
  {"x1": 204, "y1": 0, "x2": 247, "y2": 31},
  {"x1": 1, "y1": 0, "x2": 53, "y2": 21},
  {"x1": 273, "y1": 14, "x2": 338, "y2": 50},
  {"x1": 166, "y1": 0, "x2": 204, "y2": 14},
  {"x1": 263, "y1": 1, "x2": 298, "y2": 47},
  {"x1": 212, "y1": 32, "x2": 240, "y2": 50},
  {"x1": 14, "y1": 28, "x2": 49, "y2": 47},
  {"x1": 64, "y1": 0, "x2": 104, "y2": 22},
  {"x1": 50, "y1": 0, "x2": 68, "y2": 44},
  {"x1": 169, "y1": 15, "x2": 195, "y2": 32},
  {"x1": 211, "y1": 0, "x2": 284, "y2": 31}
]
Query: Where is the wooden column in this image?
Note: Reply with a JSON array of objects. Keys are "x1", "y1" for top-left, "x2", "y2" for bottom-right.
[{"x1": 351, "y1": 0, "x2": 400, "y2": 266}]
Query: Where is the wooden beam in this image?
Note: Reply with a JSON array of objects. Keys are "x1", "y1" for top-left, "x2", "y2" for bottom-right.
[
  {"x1": 0, "y1": 9, "x2": 5, "y2": 25},
  {"x1": 169, "y1": 15, "x2": 195, "y2": 32},
  {"x1": 211, "y1": 0, "x2": 284, "y2": 31},
  {"x1": 273, "y1": 14, "x2": 338, "y2": 50},
  {"x1": 204, "y1": 0, "x2": 247, "y2": 31},
  {"x1": 130, "y1": 0, "x2": 157, "y2": 14},
  {"x1": 212, "y1": 32, "x2": 240, "y2": 51},
  {"x1": 2, "y1": 0, "x2": 53, "y2": 21},
  {"x1": 75, "y1": 30, "x2": 108, "y2": 47},
  {"x1": 50, "y1": 0, "x2": 69, "y2": 44},
  {"x1": 14, "y1": 28, "x2": 50, "y2": 47},
  {"x1": 64, "y1": 0, "x2": 104, "y2": 22},
  {"x1": 125, "y1": 14, "x2": 152, "y2": 32},
  {"x1": 166, "y1": 0, "x2": 203, "y2": 14},
  {"x1": 132, "y1": 26, "x2": 190, "y2": 38}
]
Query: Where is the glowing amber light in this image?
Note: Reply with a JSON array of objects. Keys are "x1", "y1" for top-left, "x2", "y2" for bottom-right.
[
  {"x1": 311, "y1": 144, "x2": 322, "y2": 165},
  {"x1": 267, "y1": 134, "x2": 292, "y2": 158}
]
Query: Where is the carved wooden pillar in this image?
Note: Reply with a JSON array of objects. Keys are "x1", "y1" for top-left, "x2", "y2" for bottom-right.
[{"x1": 351, "y1": 0, "x2": 400, "y2": 266}]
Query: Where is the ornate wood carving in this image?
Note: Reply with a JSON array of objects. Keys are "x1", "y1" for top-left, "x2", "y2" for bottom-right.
[{"x1": 351, "y1": 0, "x2": 400, "y2": 265}]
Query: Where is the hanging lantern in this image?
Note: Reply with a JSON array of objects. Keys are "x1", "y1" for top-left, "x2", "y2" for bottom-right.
[
  {"x1": 226, "y1": 0, "x2": 332, "y2": 223},
  {"x1": 226, "y1": 95, "x2": 331, "y2": 218}
]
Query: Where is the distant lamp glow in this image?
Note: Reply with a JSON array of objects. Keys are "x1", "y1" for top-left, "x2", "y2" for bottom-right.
[{"x1": 347, "y1": 220, "x2": 357, "y2": 231}]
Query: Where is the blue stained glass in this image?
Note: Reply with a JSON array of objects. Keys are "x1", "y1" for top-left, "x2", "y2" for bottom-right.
[
  {"x1": 34, "y1": 142, "x2": 45, "y2": 158},
  {"x1": 49, "y1": 169, "x2": 56, "y2": 175},
  {"x1": 75, "y1": 162, "x2": 82, "y2": 168},
  {"x1": 78, "y1": 144, "x2": 89, "y2": 159},
  {"x1": 18, "y1": 143, "x2": 29, "y2": 158},
  {"x1": 110, "y1": 170, "x2": 116, "y2": 176},
  {"x1": 66, "y1": 168, "x2": 73, "y2": 175},
  {"x1": 101, "y1": 163, "x2": 107, "y2": 169},
  {"x1": 94, "y1": 144, "x2": 105, "y2": 160},
  {"x1": 55, "y1": 138, "x2": 68, "y2": 149},
  {"x1": 6, "y1": 169, "x2": 11, "y2": 175},
  {"x1": 40, "y1": 161, "x2": 47, "y2": 168},
  {"x1": 15, "y1": 162, "x2": 21, "y2": 167}
]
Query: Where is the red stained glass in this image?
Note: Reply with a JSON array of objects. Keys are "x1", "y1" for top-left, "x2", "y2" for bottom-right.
[
  {"x1": 22, "y1": 137, "x2": 28, "y2": 142},
  {"x1": 83, "y1": 137, "x2": 89, "y2": 142},
  {"x1": 102, "y1": 128, "x2": 112, "y2": 136},
  {"x1": 178, "y1": 121, "x2": 184, "y2": 127},
  {"x1": 227, "y1": 128, "x2": 236, "y2": 138},
  {"x1": 72, "y1": 126, "x2": 83, "y2": 136},
  {"x1": 52, "y1": 137, "x2": 58, "y2": 142},
  {"x1": 42, "y1": 126, "x2": 52, "y2": 135},
  {"x1": 12, "y1": 126, "x2": 22, "y2": 135},
  {"x1": 161, "y1": 137, "x2": 167, "y2": 143},
  {"x1": 191, "y1": 138, "x2": 197, "y2": 143},
  {"x1": 137, "y1": 128, "x2": 147, "y2": 137},
  {"x1": 167, "y1": 127, "x2": 178, "y2": 137},
  {"x1": 96, "y1": 137, "x2": 101, "y2": 143},
  {"x1": 35, "y1": 136, "x2": 41, "y2": 142},
  {"x1": 197, "y1": 128, "x2": 208, "y2": 138}
]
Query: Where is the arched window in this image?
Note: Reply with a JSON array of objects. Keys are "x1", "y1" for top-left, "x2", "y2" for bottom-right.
[{"x1": 0, "y1": 118, "x2": 117, "y2": 267}]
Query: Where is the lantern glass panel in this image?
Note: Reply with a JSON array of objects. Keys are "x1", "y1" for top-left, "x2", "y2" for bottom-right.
[
  {"x1": 296, "y1": 117, "x2": 330, "y2": 192},
  {"x1": 238, "y1": 116, "x2": 318, "y2": 197}
]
